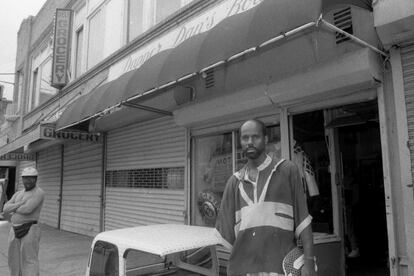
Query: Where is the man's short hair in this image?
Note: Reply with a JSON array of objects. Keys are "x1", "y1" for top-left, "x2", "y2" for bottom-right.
[{"x1": 239, "y1": 119, "x2": 266, "y2": 136}]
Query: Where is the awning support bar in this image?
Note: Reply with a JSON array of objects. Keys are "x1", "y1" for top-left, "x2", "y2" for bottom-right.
[
  {"x1": 318, "y1": 17, "x2": 389, "y2": 58},
  {"x1": 259, "y1": 22, "x2": 317, "y2": 49},
  {"x1": 122, "y1": 102, "x2": 173, "y2": 116}
]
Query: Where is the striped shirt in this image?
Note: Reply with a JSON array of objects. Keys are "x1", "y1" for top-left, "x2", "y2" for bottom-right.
[{"x1": 215, "y1": 155, "x2": 311, "y2": 275}]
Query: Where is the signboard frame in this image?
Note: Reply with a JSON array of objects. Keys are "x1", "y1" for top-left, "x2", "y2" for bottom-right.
[
  {"x1": 40, "y1": 125, "x2": 102, "y2": 143},
  {"x1": 0, "y1": 153, "x2": 35, "y2": 161},
  {"x1": 51, "y1": 8, "x2": 73, "y2": 88}
]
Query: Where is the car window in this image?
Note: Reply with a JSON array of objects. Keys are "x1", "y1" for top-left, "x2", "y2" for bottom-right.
[
  {"x1": 125, "y1": 249, "x2": 166, "y2": 275},
  {"x1": 125, "y1": 246, "x2": 216, "y2": 276},
  {"x1": 90, "y1": 241, "x2": 119, "y2": 276}
]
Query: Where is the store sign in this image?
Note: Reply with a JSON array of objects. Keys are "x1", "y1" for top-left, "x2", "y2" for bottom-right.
[
  {"x1": 0, "y1": 153, "x2": 35, "y2": 161},
  {"x1": 40, "y1": 126, "x2": 101, "y2": 143},
  {"x1": 51, "y1": 9, "x2": 73, "y2": 88},
  {"x1": 108, "y1": 0, "x2": 263, "y2": 81}
]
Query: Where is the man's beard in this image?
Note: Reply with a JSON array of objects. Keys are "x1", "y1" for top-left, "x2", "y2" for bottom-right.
[{"x1": 243, "y1": 147, "x2": 264, "y2": 159}]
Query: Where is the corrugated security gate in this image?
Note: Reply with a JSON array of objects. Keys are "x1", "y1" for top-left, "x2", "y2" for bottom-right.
[
  {"x1": 61, "y1": 141, "x2": 102, "y2": 236},
  {"x1": 37, "y1": 145, "x2": 61, "y2": 228},
  {"x1": 17, "y1": 160, "x2": 36, "y2": 191},
  {"x1": 105, "y1": 117, "x2": 187, "y2": 230},
  {"x1": 402, "y1": 42, "x2": 414, "y2": 181}
]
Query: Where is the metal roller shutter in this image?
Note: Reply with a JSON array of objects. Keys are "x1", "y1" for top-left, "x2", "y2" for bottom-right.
[
  {"x1": 37, "y1": 146, "x2": 61, "y2": 228},
  {"x1": 105, "y1": 188, "x2": 185, "y2": 229},
  {"x1": 402, "y1": 43, "x2": 414, "y2": 181},
  {"x1": 105, "y1": 117, "x2": 187, "y2": 230},
  {"x1": 61, "y1": 141, "x2": 102, "y2": 236}
]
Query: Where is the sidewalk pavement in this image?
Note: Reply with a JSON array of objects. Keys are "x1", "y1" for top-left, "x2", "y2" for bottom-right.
[{"x1": 0, "y1": 221, "x2": 93, "y2": 276}]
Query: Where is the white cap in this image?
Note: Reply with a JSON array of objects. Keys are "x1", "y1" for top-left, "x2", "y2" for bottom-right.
[{"x1": 22, "y1": 167, "x2": 38, "y2": 177}]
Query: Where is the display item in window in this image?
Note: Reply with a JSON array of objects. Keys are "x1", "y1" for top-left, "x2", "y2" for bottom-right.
[
  {"x1": 198, "y1": 189, "x2": 222, "y2": 226},
  {"x1": 343, "y1": 166, "x2": 360, "y2": 258},
  {"x1": 0, "y1": 178, "x2": 7, "y2": 214},
  {"x1": 293, "y1": 142, "x2": 320, "y2": 197}
]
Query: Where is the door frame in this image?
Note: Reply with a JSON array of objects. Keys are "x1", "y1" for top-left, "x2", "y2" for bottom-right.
[
  {"x1": 287, "y1": 109, "x2": 346, "y2": 276},
  {"x1": 324, "y1": 112, "x2": 347, "y2": 276},
  {"x1": 286, "y1": 96, "x2": 396, "y2": 276}
]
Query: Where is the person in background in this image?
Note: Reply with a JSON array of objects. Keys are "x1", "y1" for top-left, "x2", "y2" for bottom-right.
[
  {"x1": 215, "y1": 119, "x2": 316, "y2": 276},
  {"x1": 343, "y1": 166, "x2": 360, "y2": 258},
  {"x1": 0, "y1": 178, "x2": 7, "y2": 214},
  {"x1": 2, "y1": 167, "x2": 45, "y2": 276}
]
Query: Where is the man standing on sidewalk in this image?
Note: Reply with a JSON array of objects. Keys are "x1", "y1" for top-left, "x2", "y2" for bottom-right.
[
  {"x1": 215, "y1": 119, "x2": 316, "y2": 276},
  {"x1": 2, "y1": 167, "x2": 45, "y2": 276}
]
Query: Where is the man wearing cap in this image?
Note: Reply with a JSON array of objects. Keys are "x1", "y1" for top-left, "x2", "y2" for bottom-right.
[{"x1": 2, "y1": 167, "x2": 45, "y2": 276}]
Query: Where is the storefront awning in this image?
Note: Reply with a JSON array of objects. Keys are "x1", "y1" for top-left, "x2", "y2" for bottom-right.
[
  {"x1": 56, "y1": 0, "x2": 324, "y2": 131},
  {"x1": 0, "y1": 126, "x2": 43, "y2": 157}
]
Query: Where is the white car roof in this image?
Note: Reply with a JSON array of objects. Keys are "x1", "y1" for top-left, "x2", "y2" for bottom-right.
[{"x1": 93, "y1": 224, "x2": 224, "y2": 256}]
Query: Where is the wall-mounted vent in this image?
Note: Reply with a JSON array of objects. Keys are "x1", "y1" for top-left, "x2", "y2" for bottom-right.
[
  {"x1": 204, "y1": 68, "x2": 215, "y2": 89},
  {"x1": 333, "y1": 7, "x2": 353, "y2": 44}
]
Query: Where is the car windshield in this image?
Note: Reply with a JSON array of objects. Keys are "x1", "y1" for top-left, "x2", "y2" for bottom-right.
[{"x1": 125, "y1": 247, "x2": 215, "y2": 276}]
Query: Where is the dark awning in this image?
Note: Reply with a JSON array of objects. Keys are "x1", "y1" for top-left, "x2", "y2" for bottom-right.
[{"x1": 56, "y1": 0, "x2": 324, "y2": 131}]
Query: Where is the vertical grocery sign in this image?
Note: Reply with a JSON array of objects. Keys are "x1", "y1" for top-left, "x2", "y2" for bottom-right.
[{"x1": 51, "y1": 9, "x2": 73, "y2": 89}]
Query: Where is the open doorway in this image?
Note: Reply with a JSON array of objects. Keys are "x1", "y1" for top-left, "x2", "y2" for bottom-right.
[
  {"x1": 329, "y1": 101, "x2": 389, "y2": 276},
  {"x1": 0, "y1": 167, "x2": 16, "y2": 213},
  {"x1": 291, "y1": 100, "x2": 389, "y2": 276}
]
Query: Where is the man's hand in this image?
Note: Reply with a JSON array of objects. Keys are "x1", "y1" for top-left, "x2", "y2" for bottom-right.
[
  {"x1": 17, "y1": 198, "x2": 26, "y2": 205},
  {"x1": 3, "y1": 199, "x2": 25, "y2": 214},
  {"x1": 1, "y1": 211, "x2": 12, "y2": 222},
  {"x1": 301, "y1": 259, "x2": 317, "y2": 276}
]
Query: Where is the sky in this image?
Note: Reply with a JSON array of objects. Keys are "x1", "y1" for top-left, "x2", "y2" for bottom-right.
[{"x1": 0, "y1": 0, "x2": 47, "y2": 101}]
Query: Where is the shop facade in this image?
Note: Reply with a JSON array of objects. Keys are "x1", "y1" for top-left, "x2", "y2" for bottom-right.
[{"x1": 1, "y1": 0, "x2": 414, "y2": 275}]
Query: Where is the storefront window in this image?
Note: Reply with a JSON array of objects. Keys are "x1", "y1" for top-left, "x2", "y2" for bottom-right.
[
  {"x1": 192, "y1": 133, "x2": 233, "y2": 227},
  {"x1": 192, "y1": 124, "x2": 280, "y2": 227}
]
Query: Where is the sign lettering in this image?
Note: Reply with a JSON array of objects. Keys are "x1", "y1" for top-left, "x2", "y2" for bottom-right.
[
  {"x1": 51, "y1": 9, "x2": 72, "y2": 88},
  {"x1": 0, "y1": 153, "x2": 35, "y2": 161},
  {"x1": 173, "y1": 14, "x2": 215, "y2": 46},
  {"x1": 40, "y1": 126, "x2": 101, "y2": 143},
  {"x1": 227, "y1": 0, "x2": 262, "y2": 17},
  {"x1": 108, "y1": 0, "x2": 263, "y2": 81}
]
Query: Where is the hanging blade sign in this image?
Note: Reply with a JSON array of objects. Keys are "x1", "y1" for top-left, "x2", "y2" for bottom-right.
[{"x1": 51, "y1": 9, "x2": 73, "y2": 89}]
